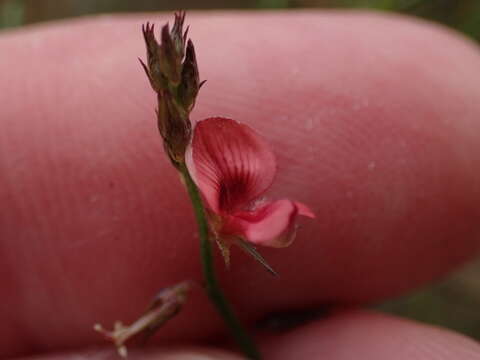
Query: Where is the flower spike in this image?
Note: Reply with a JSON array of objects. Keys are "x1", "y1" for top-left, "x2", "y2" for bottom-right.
[{"x1": 140, "y1": 12, "x2": 202, "y2": 166}]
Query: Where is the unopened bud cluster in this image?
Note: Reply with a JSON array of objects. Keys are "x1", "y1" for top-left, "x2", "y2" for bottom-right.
[{"x1": 140, "y1": 11, "x2": 203, "y2": 165}]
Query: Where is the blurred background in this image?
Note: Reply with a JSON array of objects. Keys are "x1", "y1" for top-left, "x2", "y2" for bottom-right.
[
  {"x1": 0, "y1": 0, "x2": 479, "y2": 41},
  {"x1": 1, "y1": 0, "x2": 480, "y2": 342}
]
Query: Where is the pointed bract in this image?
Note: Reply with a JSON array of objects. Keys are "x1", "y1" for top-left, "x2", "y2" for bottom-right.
[
  {"x1": 179, "y1": 40, "x2": 200, "y2": 111},
  {"x1": 142, "y1": 22, "x2": 164, "y2": 92},
  {"x1": 172, "y1": 11, "x2": 187, "y2": 57},
  {"x1": 159, "y1": 23, "x2": 181, "y2": 83},
  {"x1": 235, "y1": 238, "x2": 278, "y2": 276}
]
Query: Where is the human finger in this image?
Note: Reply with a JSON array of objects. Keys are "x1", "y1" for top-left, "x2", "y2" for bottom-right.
[
  {"x1": 1, "y1": 11, "x2": 480, "y2": 357},
  {"x1": 261, "y1": 310, "x2": 480, "y2": 360}
]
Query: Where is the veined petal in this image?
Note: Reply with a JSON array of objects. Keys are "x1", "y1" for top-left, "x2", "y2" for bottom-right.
[
  {"x1": 186, "y1": 117, "x2": 276, "y2": 213},
  {"x1": 231, "y1": 199, "x2": 314, "y2": 248}
]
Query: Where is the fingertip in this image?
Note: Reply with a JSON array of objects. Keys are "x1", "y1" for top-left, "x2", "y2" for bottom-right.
[{"x1": 261, "y1": 310, "x2": 480, "y2": 360}]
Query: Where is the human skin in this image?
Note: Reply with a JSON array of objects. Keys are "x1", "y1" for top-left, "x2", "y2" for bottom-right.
[{"x1": 1, "y1": 10, "x2": 480, "y2": 359}]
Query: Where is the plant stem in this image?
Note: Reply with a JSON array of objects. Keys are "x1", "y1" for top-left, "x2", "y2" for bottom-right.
[{"x1": 179, "y1": 162, "x2": 261, "y2": 360}]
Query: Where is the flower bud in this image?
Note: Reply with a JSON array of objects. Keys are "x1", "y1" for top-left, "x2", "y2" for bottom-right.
[{"x1": 140, "y1": 12, "x2": 203, "y2": 166}]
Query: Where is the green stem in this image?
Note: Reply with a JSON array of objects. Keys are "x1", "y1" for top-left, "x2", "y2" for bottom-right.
[{"x1": 179, "y1": 163, "x2": 261, "y2": 360}]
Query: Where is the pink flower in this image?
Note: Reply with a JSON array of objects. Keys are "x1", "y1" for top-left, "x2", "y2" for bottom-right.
[{"x1": 186, "y1": 117, "x2": 314, "y2": 265}]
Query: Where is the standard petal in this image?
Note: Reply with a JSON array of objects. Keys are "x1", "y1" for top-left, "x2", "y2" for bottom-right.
[
  {"x1": 186, "y1": 117, "x2": 276, "y2": 213},
  {"x1": 230, "y1": 199, "x2": 311, "y2": 248}
]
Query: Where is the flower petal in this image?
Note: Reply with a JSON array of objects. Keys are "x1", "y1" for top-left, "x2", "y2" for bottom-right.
[
  {"x1": 294, "y1": 201, "x2": 316, "y2": 218},
  {"x1": 186, "y1": 117, "x2": 276, "y2": 213},
  {"x1": 230, "y1": 199, "x2": 312, "y2": 248}
]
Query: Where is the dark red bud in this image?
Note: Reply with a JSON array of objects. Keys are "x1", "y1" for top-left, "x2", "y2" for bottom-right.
[{"x1": 140, "y1": 13, "x2": 203, "y2": 166}]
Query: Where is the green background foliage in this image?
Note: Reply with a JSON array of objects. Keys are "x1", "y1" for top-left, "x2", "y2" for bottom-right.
[
  {"x1": 1, "y1": 0, "x2": 480, "y2": 41},
  {"x1": 1, "y1": 0, "x2": 480, "y2": 341}
]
